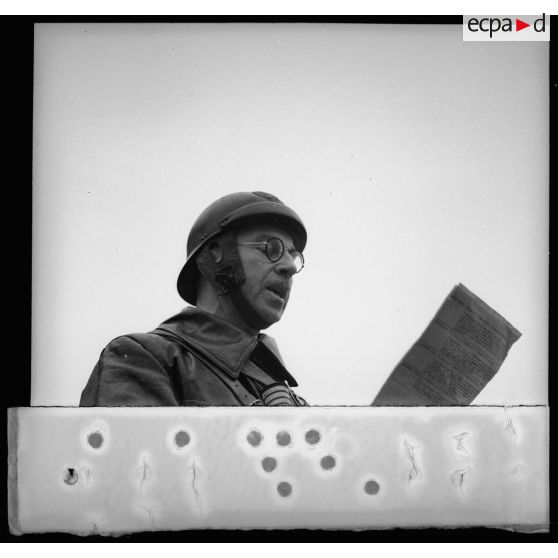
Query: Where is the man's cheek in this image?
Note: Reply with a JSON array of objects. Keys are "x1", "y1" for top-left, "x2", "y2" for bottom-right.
[{"x1": 284, "y1": 289, "x2": 291, "y2": 306}]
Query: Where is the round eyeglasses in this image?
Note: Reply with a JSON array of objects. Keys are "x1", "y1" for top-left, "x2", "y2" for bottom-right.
[{"x1": 238, "y1": 237, "x2": 305, "y2": 273}]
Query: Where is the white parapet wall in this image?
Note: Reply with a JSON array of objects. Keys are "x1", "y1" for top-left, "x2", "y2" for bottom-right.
[{"x1": 8, "y1": 406, "x2": 548, "y2": 535}]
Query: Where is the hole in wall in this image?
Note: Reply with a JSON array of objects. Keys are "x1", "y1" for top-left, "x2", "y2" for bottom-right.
[
  {"x1": 276, "y1": 430, "x2": 291, "y2": 447},
  {"x1": 305, "y1": 429, "x2": 321, "y2": 445},
  {"x1": 320, "y1": 455, "x2": 336, "y2": 470},
  {"x1": 277, "y1": 481, "x2": 292, "y2": 497},
  {"x1": 63, "y1": 468, "x2": 78, "y2": 485},
  {"x1": 175, "y1": 430, "x2": 191, "y2": 448},
  {"x1": 247, "y1": 430, "x2": 263, "y2": 447},
  {"x1": 364, "y1": 479, "x2": 380, "y2": 495},
  {"x1": 87, "y1": 431, "x2": 104, "y2": 449},
  {"x1": 261, "y1": 457, "x2": 277, "y2": 472}
]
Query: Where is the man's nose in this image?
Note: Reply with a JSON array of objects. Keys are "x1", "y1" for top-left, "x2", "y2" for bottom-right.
[{"x1": 275, "y1": 252, "x2": 298, "y2": 277}]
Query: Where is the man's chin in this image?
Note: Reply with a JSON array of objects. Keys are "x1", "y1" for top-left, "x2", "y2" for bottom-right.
[{"x1": 256, "y1": 306, "x2": 284, "y2": 330}]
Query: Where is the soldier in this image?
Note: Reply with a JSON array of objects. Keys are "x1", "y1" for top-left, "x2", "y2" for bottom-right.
[{"x1": 80, "y1": 191, "x2": 307, "y2": 407}]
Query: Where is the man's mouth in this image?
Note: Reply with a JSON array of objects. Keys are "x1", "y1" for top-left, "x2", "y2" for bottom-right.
[{"x1": 266, "y1": 284, "x2": 288, "y2": 301}]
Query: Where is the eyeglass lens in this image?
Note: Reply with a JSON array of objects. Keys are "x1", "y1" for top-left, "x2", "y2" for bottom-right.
[
  {"x1": 266, "y1": 238, "x2": 304, "y2": 272},
  {"x1": 266, "y1": 238, "x2": 284, "y2": 261}
]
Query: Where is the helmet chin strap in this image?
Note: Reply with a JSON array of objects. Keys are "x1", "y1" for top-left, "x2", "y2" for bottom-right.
[
  {"x1": 196, "y1": 230, "x2": 244, "y2": 296},
  {"x1": 196, "y1": 230, "x2": 270, "y2": 332}
]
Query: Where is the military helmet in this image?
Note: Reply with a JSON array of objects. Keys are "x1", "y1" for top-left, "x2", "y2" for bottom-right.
[{"x1": 177, "y1": 191, "x2": 307, "y2": 304}]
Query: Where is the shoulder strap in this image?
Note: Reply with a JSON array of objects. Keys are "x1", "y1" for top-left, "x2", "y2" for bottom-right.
[
  {"x1": 151, "y1": 326, "x2": 260, "y2": 406},
  {"x1": 250, "y1": 339, "x2": 298, "y2": 387}
]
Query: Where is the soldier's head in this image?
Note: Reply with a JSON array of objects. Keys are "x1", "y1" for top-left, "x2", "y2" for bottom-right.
[{"x1": 177, "y1": 192, "x2": 306, "y2": 333}]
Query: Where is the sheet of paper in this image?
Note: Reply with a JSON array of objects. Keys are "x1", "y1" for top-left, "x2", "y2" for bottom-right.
[{"x1": 372, "y1": 284, "x2": 522, "y2": 406}]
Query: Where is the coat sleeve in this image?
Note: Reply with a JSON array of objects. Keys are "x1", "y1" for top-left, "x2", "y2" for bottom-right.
[{"x1": 79, "y1": 335, "x2": 181, "y2": 406}]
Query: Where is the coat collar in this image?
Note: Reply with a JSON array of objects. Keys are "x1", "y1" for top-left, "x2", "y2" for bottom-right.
[{"x1": 156, "y1": 306, "x2": 293, "y2": 382}]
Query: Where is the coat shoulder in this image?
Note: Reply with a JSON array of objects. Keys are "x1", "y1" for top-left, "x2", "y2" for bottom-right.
[
  {"x1": 80, "y1": 332, "x2": 187, "y2": 407},
  {"x1": 103, "y1": 331, "x2": 181, "y2": 365}
]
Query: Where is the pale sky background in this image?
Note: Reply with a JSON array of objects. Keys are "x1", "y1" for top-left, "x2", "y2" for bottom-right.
[{"x1": 32, "y1": 23, "x2": 548, "y2": 406}]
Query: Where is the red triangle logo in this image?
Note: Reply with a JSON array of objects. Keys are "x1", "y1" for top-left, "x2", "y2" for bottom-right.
[{"x1": 516, "y1": 19, "x2": 530, "y2": 31}]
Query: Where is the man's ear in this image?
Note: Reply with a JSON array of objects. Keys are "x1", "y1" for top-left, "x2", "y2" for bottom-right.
[{"x1": 208, "y1": 241, "x2": 223, "y2": 263}]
